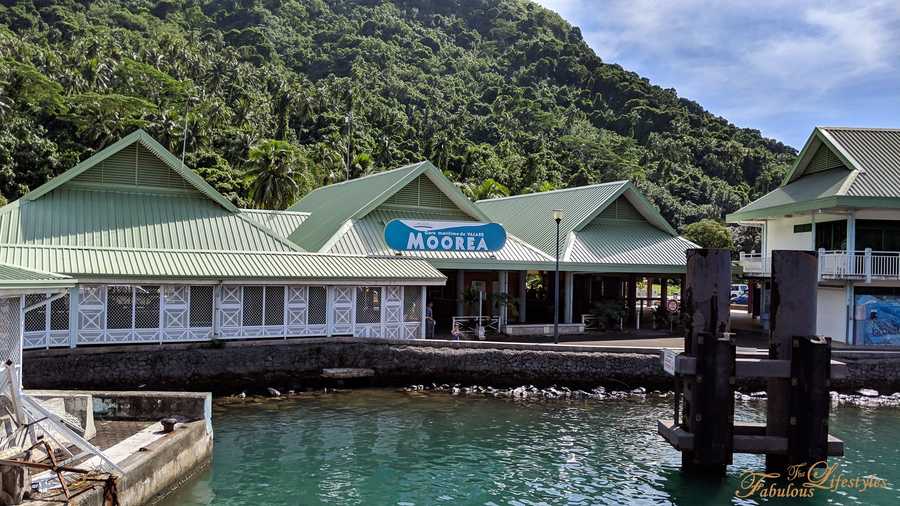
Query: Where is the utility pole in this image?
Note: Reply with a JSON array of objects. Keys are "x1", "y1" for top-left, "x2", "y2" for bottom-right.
[{"x1": 345, "y1": 88, "x2": 353, "y2": 180}]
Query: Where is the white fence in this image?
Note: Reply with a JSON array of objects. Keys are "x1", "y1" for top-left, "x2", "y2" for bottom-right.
[
  {"x1": 739, "y1": 249, "x2": 900, "y2": 282},
  {"x1": 21, "y1": 284, "x2": 425, "y2": 349}
]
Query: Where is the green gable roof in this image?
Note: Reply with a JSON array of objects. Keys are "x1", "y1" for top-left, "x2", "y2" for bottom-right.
[
  {"x1": 478, "y1": 182, "x2": 692, "y2": 271},
  {"x1": 0, "y1": 132, "x2": 446, "y2": 284},
  {"x1": 728, "y1": 127, "x2": 900, "y2": 222},
  {"x1": 25, "y1": 129, "x2": 238, "y2": 212},
  {"x1": 0, "y1": 262, "x2": 75, "y2": 296},
  {"x1": 287, "y1": 161, "x2": 490, "y2": 252}
]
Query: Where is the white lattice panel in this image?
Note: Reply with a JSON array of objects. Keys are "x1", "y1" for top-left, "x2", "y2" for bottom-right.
[
  {"x1": 78, "y1": 286, "x2": 105, "y2": 344},
  {"x1": 163, "y1": 285, "x2": 189, "y2": 336},
  {"x1": 383, "y1": 324, "x2": 402, "y2": 339},
  {"x1": 218, "y1": 285, "x2": 242, "y2": 338},
  {"x1": 48, "y1": 330, "x2": 69, "y2": 347},
  {"x1": 23, "y1": 331, "x2": 45, "y2": 349},
  {"x1": 331, "y1": 286, "x2": 354, "y2": 335},
  {"x1": 403, "y1": 323, "x2": 421, "y2": 339}
]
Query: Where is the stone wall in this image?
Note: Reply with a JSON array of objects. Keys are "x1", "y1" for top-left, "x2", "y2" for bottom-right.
[{"x1": 21, "y1": 338, "x2": 900, "y2": 393}]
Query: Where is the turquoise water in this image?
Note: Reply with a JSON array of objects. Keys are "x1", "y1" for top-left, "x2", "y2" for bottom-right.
[{"x1": 162, "y1": 390, "x2": 900, "y2": 505}]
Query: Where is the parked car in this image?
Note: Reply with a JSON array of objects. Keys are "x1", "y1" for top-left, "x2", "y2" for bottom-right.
[
  {"x1": 730, "y1": 284, "x2": 748, "y2": 299},
  {"x1": 731, "y1": 293, "x2": 748, "y2": 305}
]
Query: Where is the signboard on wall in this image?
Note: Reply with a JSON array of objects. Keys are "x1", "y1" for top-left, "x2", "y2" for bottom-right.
[{"x1": 384, "y1": 219, "x2": 507, "y2": 252}]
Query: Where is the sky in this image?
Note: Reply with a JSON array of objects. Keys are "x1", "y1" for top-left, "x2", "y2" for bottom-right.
[{"x1": 534, "y1": 0, "x2": 900, "y2": 149}]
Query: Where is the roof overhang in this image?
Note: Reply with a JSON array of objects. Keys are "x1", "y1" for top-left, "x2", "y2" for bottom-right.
[{"x1": 726, "y1": 196, "x2": 900, "y2": 222}]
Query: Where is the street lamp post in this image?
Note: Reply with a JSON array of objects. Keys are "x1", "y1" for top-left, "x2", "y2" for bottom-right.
[{"x1": 552, "y1": 209, "x2": 563, "y2": 343}]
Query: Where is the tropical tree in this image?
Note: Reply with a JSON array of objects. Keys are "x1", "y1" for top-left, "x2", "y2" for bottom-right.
[
  {"x1": 681, "y1": 219, "x2": 734, "y2": 250},
  {"x1": 463, "y1": 178, "x2": 510, "y2": 201},
  {"x1": 245, "y1": 139, "x2": 310, "y2": 209}
]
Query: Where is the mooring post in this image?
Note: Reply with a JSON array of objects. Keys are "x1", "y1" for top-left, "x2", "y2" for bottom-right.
[
  {"x1": 766, "y1": 250, "x2": 818, "y2": 472},
  {"x1": 788, "y1": 335, "x2": 831, "y2": 465},
  {"x1": 681, "y1": 248, "x2": 733, "y2": 475}
]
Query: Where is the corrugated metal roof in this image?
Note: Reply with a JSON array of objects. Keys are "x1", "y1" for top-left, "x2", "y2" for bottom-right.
[
  {"x1": 729, "y1": 127, "x2": 900, "y2": 221},
  {"x1": 477, "y1": 182, "x2": 628, "y2": 256},
  {"x1": 325, "y1": 208, "x2": 556, "y2": 270},
  {"x1": 727, "y1": 168, "x2": 852, "y2": 217},
  {"x1": 0, "y1": 188, "x2": 298, "y2": 252},
  {"x1": 240, "y1": 209, "x2": 310, "y2": 241},
  {"x1": 0, "y1": 245, "x2": 445, "y2": 284},
  {"x1": 25, "y1": 129, "x2": 239, "y2": 212},
  {"x1": 821, "y1": 127, "x2": 900, "y2": 197},
  {"x1": 287, "y1": 162, "x2": 429, "y2": 250},
  {"x1": 0, "y1": 262, "x2": 75, "y2": 293},
  {"x1": 566, "y1": 222, "x2": 697, "y2": 267}
]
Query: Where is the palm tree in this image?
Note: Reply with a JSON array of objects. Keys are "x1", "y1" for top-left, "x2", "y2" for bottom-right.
[{"x1": 245, "y1": 139, "x2": 310, "y2": 209}]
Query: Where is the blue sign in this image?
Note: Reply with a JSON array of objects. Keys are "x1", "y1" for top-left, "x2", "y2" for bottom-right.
[{"x1": 384, "y1": 219, "x2": 507, "y2": 252}]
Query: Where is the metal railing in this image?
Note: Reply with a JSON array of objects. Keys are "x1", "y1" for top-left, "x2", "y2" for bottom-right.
[
  {"x1": 739, "y1": 249, "x2": 900, "y2": 282},
  {"x1": 451, "y1": 316, "x2": 500, "y2": 340}
]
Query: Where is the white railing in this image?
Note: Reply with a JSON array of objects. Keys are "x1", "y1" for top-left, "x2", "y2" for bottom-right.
[
  {"x1": 739, "y1": 249, "x2": 900, "y2": 282},
  {"x1": 738, "y1": 252, "x2": 771, "y2": 275},
  {"x1": 451, "y1": 316, "x2": 500, "y2": 340}
]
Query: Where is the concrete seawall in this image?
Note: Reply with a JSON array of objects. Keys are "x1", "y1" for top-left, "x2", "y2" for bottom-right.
[{"x1": 22, "y1": 338, "x2": 900, "y2": 393}]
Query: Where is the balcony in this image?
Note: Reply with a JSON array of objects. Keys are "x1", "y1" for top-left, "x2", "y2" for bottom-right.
[{"x1": 739, "y1": 249, "x2": 900, "y2": 282}]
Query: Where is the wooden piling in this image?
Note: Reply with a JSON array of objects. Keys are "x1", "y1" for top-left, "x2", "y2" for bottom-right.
[
  {"x1": 766, "y1": 250, "x2": 818, "y2": 471},
  {"x1": 681, "y1": 249, "x2": 732, "y2": 475},
  {"x1": 788, "y1": 335, "x2": 832, "y2": 465}
]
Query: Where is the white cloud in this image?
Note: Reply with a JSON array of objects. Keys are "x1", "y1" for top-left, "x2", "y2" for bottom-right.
[{"x1": 532, "y1": 0, "x2": 900, "y2": 146}]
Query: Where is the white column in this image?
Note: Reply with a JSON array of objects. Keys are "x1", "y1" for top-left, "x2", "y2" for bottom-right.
[
  {"x1": 811, "y1": 211, "x2": 817, "y2": 251},
  {"x1": 845, "y1": 283, "x2": 855, "y2": 344},
  {"x1": 456, "y1": 270, "x2": 465, "y2": 316},
  {"x1": 518, "y1": 271, "x2": 527, "y2": 323},
  {"x1": 498, "y1": 271, "x2": 508, "y2": 326},
  {"x1": 420, "y1": 286, "x2": 427, "y2": 339},
  {"x1": 68, "y1": 287, "x2": 79, "y2": 348},
  {"x1": 847, "y1": 212, "x2": 856, "y2": 274},
  {"x1": 564, "y1": 272, "x2": 574, "y2": 324}
]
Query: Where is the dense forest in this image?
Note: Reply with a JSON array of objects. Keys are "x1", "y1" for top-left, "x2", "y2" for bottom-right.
[{"x1": 0, "y1": 0, "x2": 796, "y2": 228}]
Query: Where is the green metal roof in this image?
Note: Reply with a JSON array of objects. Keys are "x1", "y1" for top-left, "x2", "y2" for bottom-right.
[
  {"x1": 287, "y1": 161, "x2": 490, "y2": 251},
  {"x1": 0, "y1": 131, "x2": 446, "y2": 285},
  {"x1": 0, "y1": 245, "x2": 445, "y2": 284},
  {"x1": 477, "y1": 181, "x2": 683, "y2": 262},
  {"x1": 0, "y1": 188, "x2": 299, "y2": 252},
  {"x1": 0, "y1": 262, "x2": 75, "y2": 295},
  {"x1": 565, "y1": 222, "x2": 698, "y2": 271},
  {"x1": 324, "y1": 208, "x2": 557, "y2": 271},
  {"x1": 729, "y1": 127, "x2": 900, "y2": 222},
  {"x1": 25, "y1": 129, "x2": 239, "y2": 212},
  {"x1": 241, "y1": 209, "x2": 311, "y2": 241}
]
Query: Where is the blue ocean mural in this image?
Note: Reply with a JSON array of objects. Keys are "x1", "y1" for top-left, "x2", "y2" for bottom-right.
[
  {"x1": 856, "y1": 294, "x2": 900, "y2": 346},
  {"x1": 384, "y1": 219, "x2": 507, "y2": 252}
]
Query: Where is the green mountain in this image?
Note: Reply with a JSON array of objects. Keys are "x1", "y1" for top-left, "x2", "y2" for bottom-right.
[{"x1": 0, "y1": 0, "x2": 795, "y2": 227}]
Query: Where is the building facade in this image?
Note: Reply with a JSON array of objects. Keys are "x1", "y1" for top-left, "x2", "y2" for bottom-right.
[
  {"x1": 728, "y1": 127, "x2": 900, "y2": 345},
  {"x1": 0, "y1": 130, "x2": 699, "y2": 347},
  {"x1": 287, "y1": 161, "x2": 697, "y2": 334},
  {"x1": 0, "y1": 131, "x2": 445, "y2": 349}
]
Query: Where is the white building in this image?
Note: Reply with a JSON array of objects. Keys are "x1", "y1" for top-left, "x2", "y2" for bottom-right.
[{"x1": 728, "y1": 127, "x2": 900, "y2": 345}]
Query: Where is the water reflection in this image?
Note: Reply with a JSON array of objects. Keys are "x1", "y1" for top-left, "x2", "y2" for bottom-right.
[{"x1": 161, "y1": 390, "x2": 900, "y2": 505}]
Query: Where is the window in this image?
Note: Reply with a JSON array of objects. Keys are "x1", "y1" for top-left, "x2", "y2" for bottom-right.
[
  {"x1": 356, "y1": 287, "x2": 382, "y2": 324},
  {"x1": 242, "y1": 286, "x2": 264, "y2": 327},
  {"x1": 107, "y1": 286, "x2": 133, "y2": 330},
  {"x1": 856, "y1": 220, "x2": 900, "y2": 251},
  {"x1": 815, "y1": 220, "x2": 847, "y2": 251},
  {"x1": 793, "y1": 223, "x2": 812, "y2": 233},
  {"x1": 189, "y1": 286, "x2": 214, "y2": 328},
  {"x1": 50, "y1": 294, "x2": 69, "y2": 331},
  {"x1": 308, "y1": 287, "x2": 327, "y2": 325},
  {"x1": 23, "y1": 294, "x2": 46, "y2": 332},
  {"x1": 403, "y1": 288, "x2": 421, "y2": 322},
  {"x1": 264, "y1": 286, "x2": 285, "y2": 326},
  {"x1": 134, "y1": 287, "x2": 160, "y2": 329}
]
